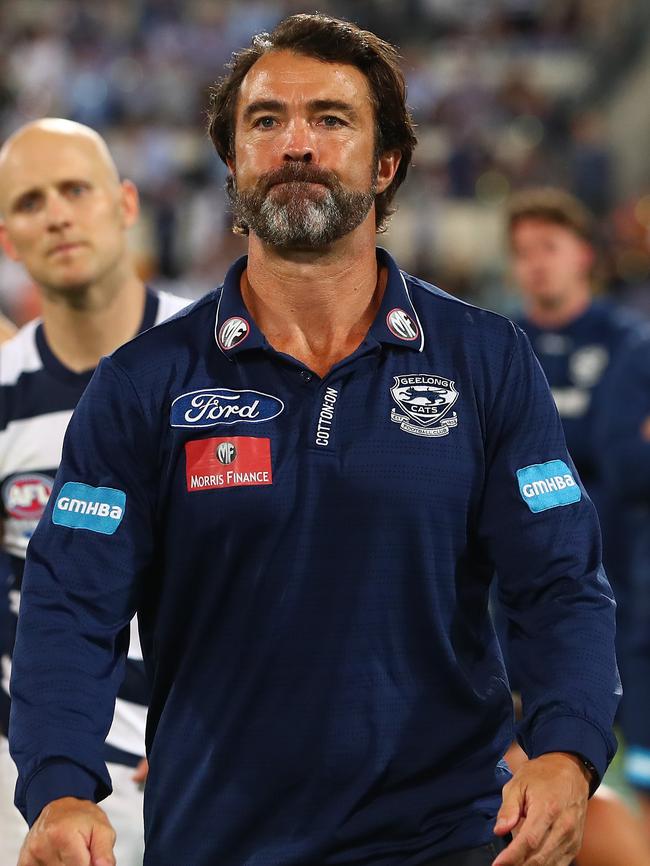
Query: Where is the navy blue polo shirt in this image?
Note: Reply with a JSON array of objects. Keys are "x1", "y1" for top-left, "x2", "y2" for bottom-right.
[{"x1": 11, "y1": 249, "x2": 619, "y2": 866}]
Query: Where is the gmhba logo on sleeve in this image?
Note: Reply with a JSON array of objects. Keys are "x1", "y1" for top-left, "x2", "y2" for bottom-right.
[
  {"x1": 53, "y1": 482, "x2": 126, "y2": 534},
  {"x1": 516, "y1": 460, "x2": 581, "y2": 513}
]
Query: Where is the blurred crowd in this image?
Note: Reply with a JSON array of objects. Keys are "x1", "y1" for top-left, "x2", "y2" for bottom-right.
[{"x1": 1, "y1": 0, "x2": 650, "y2": 320}]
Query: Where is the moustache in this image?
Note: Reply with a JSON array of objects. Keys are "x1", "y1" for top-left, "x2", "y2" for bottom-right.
[{"x1": 258, "y1": 164, "x2": 339, "y2": 196}]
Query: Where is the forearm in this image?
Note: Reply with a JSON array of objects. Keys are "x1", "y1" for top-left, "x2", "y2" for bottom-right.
[
  {"x1": 503, "y1": 571, "x2": 619, "y2": 783},
  {"x1": 10, "y1": 543, "x2": 133, "y2": 820}
]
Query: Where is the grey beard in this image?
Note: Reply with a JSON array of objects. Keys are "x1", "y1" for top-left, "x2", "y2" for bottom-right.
[{"x1": 230, "y1": 175, "x2": 377, "y2": 249}]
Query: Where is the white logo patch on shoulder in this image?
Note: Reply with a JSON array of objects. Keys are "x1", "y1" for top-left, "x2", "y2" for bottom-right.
[
  {"x1": 390, "y1": 373, "x2": 458, "y2": 438},
  {"x1": 219, "y1": 317, "x2": 250, "y2": 350},
  {"x1": 387, "y1": 308, "x2": 419, "y2": 342}
]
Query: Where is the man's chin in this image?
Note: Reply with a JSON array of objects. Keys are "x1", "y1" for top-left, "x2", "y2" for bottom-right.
[
  {"x1": 43, "y1": 273, "x2": 94, "y2": 299},
  {"x1": 531, "y1": 285, "x2": 564, "y2": 302}
]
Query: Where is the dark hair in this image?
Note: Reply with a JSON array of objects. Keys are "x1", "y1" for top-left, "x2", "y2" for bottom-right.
[
  {"x1": 207, "y1": 13, "x2": 417, "y2": 233},
  {"x1": 507, "y1": 187, "x2": 595, "y2": 245}
]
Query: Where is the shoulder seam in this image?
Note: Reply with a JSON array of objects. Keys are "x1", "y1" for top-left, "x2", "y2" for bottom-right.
[
  {"x1": 404, "y1": 273, "x2": 516, "y2": 326},
  {"x1": 111, "y1": 288, "x2": 221, "y2": 359},
  {"x1": 104, "y1": 355, "x2": 148, "y2": 422},
  {"x1": 485, "y1": 320, "x2": 521, "y2": 431}
]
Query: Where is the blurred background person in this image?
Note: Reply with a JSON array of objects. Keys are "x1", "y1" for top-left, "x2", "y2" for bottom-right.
[
  {"x1": 595, "y1": 333, "x2": 650, "y2": 844},
  {"x1": 504, "y1": 187, "x2": 644, "y2": 684},
  {"x1": 0, "y1": 117, "x2": 188, "y2": 864},
  {"x1": 502, "y1": 188, "x2": 650, "y2": 837}
]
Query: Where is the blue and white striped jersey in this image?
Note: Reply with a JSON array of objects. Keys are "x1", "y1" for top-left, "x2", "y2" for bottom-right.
[{"x1": 0, "y1": 287, "x2": 189, "y2": 766}]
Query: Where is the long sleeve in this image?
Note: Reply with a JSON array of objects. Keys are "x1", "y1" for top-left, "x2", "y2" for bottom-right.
[
  {"x1": 9, "y1": 357, "x2": 157, "y2": 824},
  {"x1": 479, "y1": 325, "x2": 620, "y2": 782}
]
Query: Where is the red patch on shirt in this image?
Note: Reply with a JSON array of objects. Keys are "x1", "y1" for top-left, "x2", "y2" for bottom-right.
[{"x1": 185, "y1": 437, "x2": 272, "y2": 491}]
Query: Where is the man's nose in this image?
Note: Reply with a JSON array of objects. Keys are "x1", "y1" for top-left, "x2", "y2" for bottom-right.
[
  {"x1": 45, "y1": 192, "x2": 73, "y2": 230},
  {"x1": 282, "y1": 120, "x2": 316, "y2": 162}
]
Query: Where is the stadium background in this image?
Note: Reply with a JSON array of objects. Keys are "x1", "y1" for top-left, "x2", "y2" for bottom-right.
[
  {"x1": 0, "y1": 0, "x2": 648, "y2": 799},
  {"x1": 1, "y1": 0, "x2": 650, "y2": 324}
]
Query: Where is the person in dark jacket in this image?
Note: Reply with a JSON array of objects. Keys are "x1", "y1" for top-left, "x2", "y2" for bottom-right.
[
  {"x1": 9, "y1": 16, "x2": 619, "y2": 866},
  {"x1": 593, "y1": 332, "x2": 650, "y2": 845}
]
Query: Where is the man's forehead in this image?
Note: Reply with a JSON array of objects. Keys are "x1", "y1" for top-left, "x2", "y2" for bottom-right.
[
  {"x1": 0, "y1": 132, "x2": 115, "y2": 201},
  {"x1": 514, "y1": 219, "x2": 581, "y2": 241},
  {"x1": 237, "y1": 50, "x2": 373, "y2": 111}
]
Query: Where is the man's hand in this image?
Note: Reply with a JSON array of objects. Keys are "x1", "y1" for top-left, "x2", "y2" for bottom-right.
[
  {"x1": 132, "y1": 757, "x2": 149, "y2": 785},
  {"x1": 18, "y1": 797, "x2": 116, "y2": 866},
  {"x1": 492, "y1": 752, "x2": 591, "y2": 866}
]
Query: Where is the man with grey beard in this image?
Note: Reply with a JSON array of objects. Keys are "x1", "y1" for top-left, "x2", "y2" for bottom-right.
[
  {"x1": 228, "y1": 160, "x2": 377, "y2": 248},
  {"x1": 10, "y1": 14, "x2": 618, "y2": 866}
]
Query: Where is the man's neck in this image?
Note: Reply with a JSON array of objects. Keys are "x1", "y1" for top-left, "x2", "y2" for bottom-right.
[
  {"x1": 526, "y1": 284, "x2": 592, "y2": 330},
  {"x1": 243, "y1": 227, "x2": 384, "y2": 378},
  {"x1": 40, "y1": 271, "x2": 147, "y2": 373}
]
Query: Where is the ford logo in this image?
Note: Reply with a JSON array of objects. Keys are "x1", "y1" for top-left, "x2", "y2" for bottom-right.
[{"x1": 171, "y1": 388, "x2": 284, "y2": 428}]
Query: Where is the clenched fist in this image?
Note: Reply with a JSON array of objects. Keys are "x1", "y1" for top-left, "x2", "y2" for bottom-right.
[{"x1": 18, "y1": 797, "x2": 116, "y2": 866}]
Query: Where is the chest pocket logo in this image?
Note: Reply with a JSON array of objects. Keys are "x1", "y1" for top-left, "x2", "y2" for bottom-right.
[{"x1": 390, "y1": 374, "x2": 458, "y2": 438}]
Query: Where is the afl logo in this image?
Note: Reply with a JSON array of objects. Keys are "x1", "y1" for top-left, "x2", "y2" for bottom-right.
[
  {"x1": 219, "y1": 317, "x2": 250, "y2": 351},
  {"x1": 216, "y1": 442, "x2": 237, "y2": 464},
  {"x1": 2, "y1": 473, "x2": 54, "y2": 519},
  {"x1": 387, "y1": 308, "x2": 419, "y2": 342}
]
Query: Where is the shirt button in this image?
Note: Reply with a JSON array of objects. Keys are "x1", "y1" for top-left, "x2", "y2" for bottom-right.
[{"x1": 300, "y1": 370, "x2": 313, "y2": 382}]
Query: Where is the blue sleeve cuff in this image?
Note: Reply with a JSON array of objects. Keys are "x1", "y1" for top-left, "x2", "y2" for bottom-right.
[
  {"x1": 625, "y1": 747, "x2": 650, "y2": 791},
  {"x1": 24, "y1": 760, "x2": 108, "y2": 826},
  {"x1": 523, "y1": 713, "x2": 614, "y2": 790}
]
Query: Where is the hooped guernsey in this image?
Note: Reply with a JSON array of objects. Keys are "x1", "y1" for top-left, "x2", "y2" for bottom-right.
[
  {"x1": 0, "y1": 288, "x2": 189, "y2": 770},
  {"x1": 11, "y1": 250, "x2": 619, "y2": 866}
]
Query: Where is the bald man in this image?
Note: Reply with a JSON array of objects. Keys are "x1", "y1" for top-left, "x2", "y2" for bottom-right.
[{"x1": 0, "y1": 119, "x2": 189, "y2": 864}]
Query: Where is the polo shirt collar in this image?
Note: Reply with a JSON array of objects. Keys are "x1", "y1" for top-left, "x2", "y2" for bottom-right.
[
  {"x1": 214, "y1": 248, "x2": 425, "y2": 359},
  {"x1": 214, "y1": 256, "x2": 265, "y2": 358},
  {"x1": 369, "y1": 247, "x2": 425, "y2": 352}
]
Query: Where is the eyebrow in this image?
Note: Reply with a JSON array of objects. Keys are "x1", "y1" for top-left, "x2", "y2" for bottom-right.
[
  {"x1": 308, "y1": 99, "x2": 358, "y2": 118},
  {"x1": 242, "y1": 98, "x2": 359, "y2": 123}
]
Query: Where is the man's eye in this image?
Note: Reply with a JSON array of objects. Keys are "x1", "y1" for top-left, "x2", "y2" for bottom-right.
[
  {"x1": 255, "y1": 117, "x2": 278, "y2": 129},
  {"x1": 320, "y1": 116, "x2": 345, "y2": 127},
  {"x1": 16, "y1": 195, "x2": 41, "y2": 212},
  {"x1": 65, "y1": 183, "x2": 89, "y2": 197}
]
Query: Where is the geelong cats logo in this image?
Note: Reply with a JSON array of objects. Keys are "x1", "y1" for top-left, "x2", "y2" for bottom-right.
[{"x1": 390, "y1": 374, "x2": 458, "y2": 438}]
